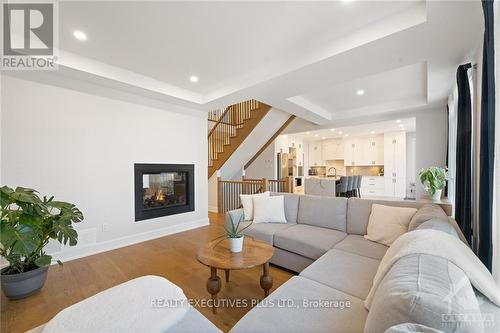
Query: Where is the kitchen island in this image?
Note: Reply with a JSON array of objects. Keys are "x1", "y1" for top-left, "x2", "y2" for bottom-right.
[{"x1": 304, "y1": 176, "x2": 340, "y2": 197}]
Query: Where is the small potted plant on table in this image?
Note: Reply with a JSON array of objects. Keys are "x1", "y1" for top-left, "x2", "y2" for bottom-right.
[
  {"x1": 214, "y1": 215, "x2": 252, "y2": 253},
  {"x1": 419, "y1": 166, "x2": 448, "y2": 201},
  {"x1": 0, "y1": 186, "x2": 83, "y2": 299}
]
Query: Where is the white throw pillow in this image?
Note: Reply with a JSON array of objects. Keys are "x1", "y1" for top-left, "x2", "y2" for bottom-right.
[
  {"x1": 240, "y1": 191, "x2": 270, "y2": 221},
  {"x1": 364, "y1": 204, "x2": 417, "y2": 246},
  {"x1": 253, "y1": 195, "x2": 287, "y2": 224}
]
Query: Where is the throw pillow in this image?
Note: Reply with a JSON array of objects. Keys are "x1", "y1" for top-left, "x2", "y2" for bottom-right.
[
  {"x1": 253, "y1": 195, "x2": 287, "y2": 223},
  {"x1": 408, "y1": 204, "x2": 448, "y2": 231},
  {"x1": 240, "y1": 191, "x2": 269, "y2": 221},
  {"x1": 364, "y1": 204, "x2": 417, "y2": 246}
]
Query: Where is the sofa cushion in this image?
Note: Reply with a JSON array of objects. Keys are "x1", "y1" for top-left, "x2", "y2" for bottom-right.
[
  {"x1": 230, "y1": 276, "x2": 368, "y2": 333},
  {"x1": 415, "y1": 218, "x2": 459, "y2": 238},
  {"x1": 334, "y1": 235, "x2": 388, "y2": 260},
  {"x1": 364, "y1": 204, "x2": 417, "y2": 246},
  {"x1": 300, "y1": 249, "x2": 380, "y2": 299},
  {"x1": 244, "y1": 223, "x2": 293, "y2": 245},
  {"x1": 297, "y1": 195, "x2": 347, "y2": 231},
  {"x1": 364, "y1": 254, "x2": 483, "y2": 333},
  {"x1": 271, "y1": 192, "x2": 299, "y2": 224},
  {"x1": 347, "y1": 198, "x2": 421, "y2": 235},
  {"x1": 240, "y1": 191, "x2": 269, "y2": 221},
  {"x1": 253, "y1": 195, "x2": 287, "y2": 223},
  {"x1": 384, "y1": 323, "x2": 445, "y2": 333},
  {"x1": 274, "y1": 224, "x2": 346, "y2": 260},
  {"x1": 408, "y1": 204, "x2": 448, "y2": 231}
]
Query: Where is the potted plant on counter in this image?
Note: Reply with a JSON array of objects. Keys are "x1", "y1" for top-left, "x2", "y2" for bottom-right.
[
  {"x1": 0, "y1": 186, "x2": 83, "y2": 299},
  {"x1": 419, "y1": 167, "x2": 448, "y2": 201}
]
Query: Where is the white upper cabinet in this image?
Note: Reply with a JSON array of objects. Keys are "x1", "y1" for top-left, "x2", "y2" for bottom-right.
[
  {"x1": 343, "y1": 135, "x2": 384, "y2": 166},
  {"x1": 308, "y1": 141, "x2": 324, "y2": 166},
  {"x1": 322, "y1": 139, "x2": 344, "y2": 160},
  {"x1": 362, "y1": 136, "x2": 384, "y2": 166},
  {"x1": 384, "y1": 131, "x2": 406, "y2": 198}
]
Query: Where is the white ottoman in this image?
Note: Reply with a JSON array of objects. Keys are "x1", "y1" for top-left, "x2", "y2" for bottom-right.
[{"x1": 30, "y1": 275, "x2": 221, "y2": 333}]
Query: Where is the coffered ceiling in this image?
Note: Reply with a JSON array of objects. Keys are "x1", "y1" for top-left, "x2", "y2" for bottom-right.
[{"x1": 5, "y1": 1, "x2": 483, "y2": 125}]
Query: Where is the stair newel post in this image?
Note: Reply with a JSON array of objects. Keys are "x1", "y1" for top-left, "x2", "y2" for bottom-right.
[
  {"x1": 217, "y1": 170, "x2": 222, "y2": 213},
  {"x1": 288, "y1": 176, "x2": 294, "y2": 193},
  {"x1": 281, "y1": 177, "x2": 288, "y2": 193},
  {"x1": 262, "y1": 178, "x2": 269, "y2": 193}
]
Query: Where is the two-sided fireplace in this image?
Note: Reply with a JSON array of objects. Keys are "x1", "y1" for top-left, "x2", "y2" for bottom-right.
[{"x1": 134, "y1": 164, "x2": 194, "y2": 221}]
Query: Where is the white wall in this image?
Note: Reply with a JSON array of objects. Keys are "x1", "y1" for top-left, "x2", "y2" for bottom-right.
[
  {"x1": 1, "y1": 76, "x2": 208, "y2": 262},
  {"x1": 415, "y1": 107, "x2": 448, "y2": 198},
  {"x1": 245, "y1": 143, "x2": 276, "y2": 180}
]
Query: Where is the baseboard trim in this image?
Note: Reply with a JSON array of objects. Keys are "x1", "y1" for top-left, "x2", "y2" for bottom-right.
[
  {"x1": 51, "y1": 217, "x2": 209, "y2": 263},
  {"x1": 208, "y1": 205, "x2": 218, "y2": 213}
]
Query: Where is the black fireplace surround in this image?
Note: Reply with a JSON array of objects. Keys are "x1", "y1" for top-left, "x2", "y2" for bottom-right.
[{"x1": 134, "y1": 164, "x2": 194, "y2": 221}]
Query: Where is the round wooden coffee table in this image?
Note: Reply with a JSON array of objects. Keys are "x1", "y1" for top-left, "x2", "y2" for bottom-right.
[{"x1": 197, "y1": 237, "x2": 274, "y2": 313}]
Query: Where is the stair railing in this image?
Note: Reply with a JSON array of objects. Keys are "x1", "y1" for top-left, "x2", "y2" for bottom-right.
[
  {"x1": 216, "y1": 176, "x2": 293, "y2": 213},
  {"x1": 207, "y1": 100, "x2": 260, "y2": 167}
]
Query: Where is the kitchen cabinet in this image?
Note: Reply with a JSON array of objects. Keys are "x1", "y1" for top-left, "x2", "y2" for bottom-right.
[
  {"x1": 360, "y1": 176, "x2": 385, "y2": 196},
  {"x1": 322, "y1": 139, "x2": 344, "y2": 160},
  {"x1": 384, "y1": 131, "x2": 406, "y2": 197},
  {"x1": 308, "y1": 141, "x2": 324, "y2": 167},
  {"x1": 343, "y1": 135, "x2": 384, "y2": 166},
  {"x1": 363, "y1": 136, "x2": 384, "y2": 166}
]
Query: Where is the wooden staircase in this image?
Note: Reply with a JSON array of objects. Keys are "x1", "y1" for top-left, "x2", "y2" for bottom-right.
[{"x1": 208, "y1": 100, "x2": 271, "y2": 178}]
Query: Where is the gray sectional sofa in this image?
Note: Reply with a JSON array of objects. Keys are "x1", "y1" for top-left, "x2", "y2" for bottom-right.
[{"x1": 227, "y1": 194, "x2": 499, "y2": 333}]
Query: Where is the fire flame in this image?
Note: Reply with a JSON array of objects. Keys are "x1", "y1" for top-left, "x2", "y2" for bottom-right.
[{"x1": 155, "y1": 189, "x2": 166, "y2": 202}]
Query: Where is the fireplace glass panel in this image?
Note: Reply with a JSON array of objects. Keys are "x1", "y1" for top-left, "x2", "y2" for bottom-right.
[{"x1": 142, "y1": 172, "x2": 187, "y2": 210}]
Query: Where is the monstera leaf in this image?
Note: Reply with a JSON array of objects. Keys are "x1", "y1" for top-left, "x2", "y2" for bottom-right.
[
  {"x1": 0, "y1": 224, "x2": 37, "y2": 256},
  {"x1": 53, "y1": 219, "x2": 78, "y2": 246},
  {"x1": 34, "y1": 254, "x2": 52, "y2": 267}
]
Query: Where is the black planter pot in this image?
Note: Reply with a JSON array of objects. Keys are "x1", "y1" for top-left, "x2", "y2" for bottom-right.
[{"x1": 1, "y1": 266, "x2": 49, "y2": 300}]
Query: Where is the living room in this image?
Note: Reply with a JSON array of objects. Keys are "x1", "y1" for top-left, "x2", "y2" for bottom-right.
[{"x1": 1, "y1": 1, "x2": 499, "y2": 333}]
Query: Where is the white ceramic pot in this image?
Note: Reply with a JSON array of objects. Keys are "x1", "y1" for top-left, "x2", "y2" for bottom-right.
[
  {"x1": 229, "y1": 236, "x2": 244, "y2": 253},
  {"x1": 432, "y1": 189, "x2": 442, "y2": 201}
]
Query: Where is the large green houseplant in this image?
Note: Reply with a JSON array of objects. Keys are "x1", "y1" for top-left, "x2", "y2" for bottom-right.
[
  {"x1": 419, "y1": 166, "x2": 448, "y2": 201},
  {"x1": 0, "y1": 186, "x2": 83, "y2": 299}
]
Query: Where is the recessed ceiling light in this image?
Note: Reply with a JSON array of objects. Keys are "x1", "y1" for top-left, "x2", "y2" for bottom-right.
[
  {"x1": 314, "y1": 134, "x2": 319, "y2": 137},
  {"x1": 396, "y1": 119, "x2": 401, "y2": 123},
  {"x1": 306, "y1": 132, "x2": 311, "y2": 135},
  {"x1": 189, "y1": 75, "x2": 199, "y2": 83},
  {"x1": 344, "y1": 134, "x2": 349, "y2": 137},
  {"x1": 330, "y1": 128, "x2": 335, "y2": 132},
  {"x1": 322, "y1": 136, "x2": 326, "y2": 140},
  {"x1": 338, "y1": 131, "x2": 343, "y2": 135},
  {"x1": 401, "y1": 128, "x2": 406, "y2": 131},
  {"x1": 73, "y1": 30, "x2": 87, "y2": 41},
  {"x1": 370, "y1": 131, "x2": 375, "y2": 134},
  {"x1": 356, "y1": 89, "x2": 365, "y2": 96}
]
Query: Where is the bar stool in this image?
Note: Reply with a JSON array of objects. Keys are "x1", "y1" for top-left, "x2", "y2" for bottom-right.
[
  {"x1": 346, "y1": 176, "x2": 354, "y2": 198},
  {"x1": 356, "y1": 175, "x2": 362, "y2": 197},
  {"x1": 336, "y1": 176, "x2": 348, "y2": 197}
]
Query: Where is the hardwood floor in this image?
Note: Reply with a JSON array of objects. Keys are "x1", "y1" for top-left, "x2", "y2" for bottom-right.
[{"x1": 0, "y1": 213, "x2": 295, "y2": 333}]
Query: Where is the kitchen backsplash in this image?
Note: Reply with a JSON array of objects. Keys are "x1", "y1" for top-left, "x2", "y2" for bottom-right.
[
  {"x1": 325, "y1": 160, "x2": 346, "y2": 176},
  {"x1": 345, "y1": 166, "x2": 384, "y2": 176}
]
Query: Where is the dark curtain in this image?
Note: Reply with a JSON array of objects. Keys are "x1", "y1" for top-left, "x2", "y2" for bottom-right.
[
  {"x1": 478, "y1": 0, "x2": 495, "y2": 271},
  {"x1": 445, "y1": 105, "x2": 449, "y2": 197},
  {"x1": 454, "y1": 63, "x2": 473, "y2": 245}
]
